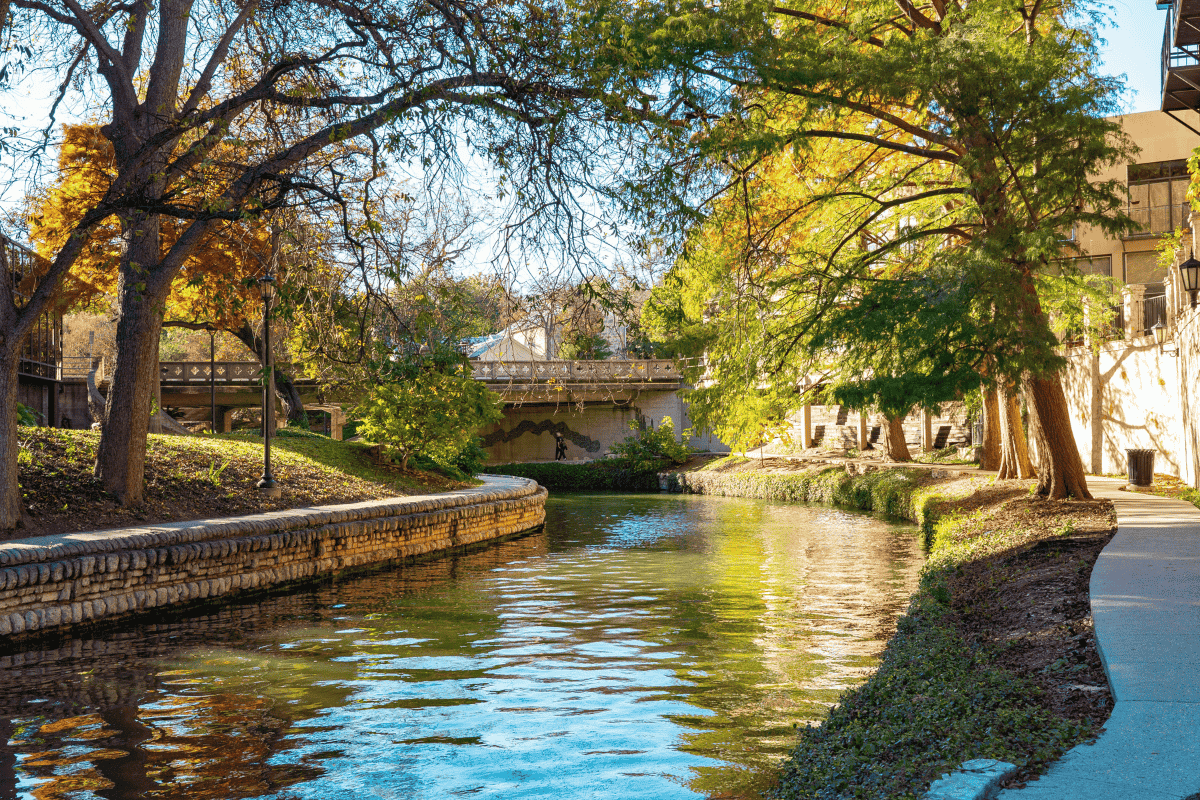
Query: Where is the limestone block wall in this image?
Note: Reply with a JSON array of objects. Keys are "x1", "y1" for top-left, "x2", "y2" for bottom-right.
[
  {"x1": 0, "y1": 475, "x2": 546, "y2": 640},
  {"x1": 1059, "y1": 290, "x2": 1200, "y2": 483}
]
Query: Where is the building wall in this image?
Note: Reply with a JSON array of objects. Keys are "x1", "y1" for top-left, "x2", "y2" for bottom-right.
[
  {"x1": 0, "y1": 476, "x2": 546, "y2": 640},
  {"x1": 1062, "y1": 335, "x2": 1190, "y2": 481},
  {"x1": 1076, "y1": 110, "x2": 1200, "y2": 287}
]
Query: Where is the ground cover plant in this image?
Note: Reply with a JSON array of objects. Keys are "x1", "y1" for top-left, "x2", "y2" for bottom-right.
[{"x1": 8, "y1": 428, "x2": 470, "y2": 542}]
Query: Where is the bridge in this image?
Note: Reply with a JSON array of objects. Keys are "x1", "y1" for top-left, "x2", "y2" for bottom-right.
[{"x1": 58, "y1": 358, "x2": 701, "y2": 460}]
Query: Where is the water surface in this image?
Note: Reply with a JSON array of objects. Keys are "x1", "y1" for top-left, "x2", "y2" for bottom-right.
[{"x1": 0, "y1": 493, "x2": 923, "y2": 799}]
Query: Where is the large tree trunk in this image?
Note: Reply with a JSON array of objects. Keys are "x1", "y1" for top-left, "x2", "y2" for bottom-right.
[
  {"x1": 881, "y1": 414, "x2": 912, "y2": 462},
  {"x1": 0, "y1": 354, "x2": 22, "y2": 530},
  {"x1": 95, "y1": 226, "x2": 172, "y2": 504},
  {"x1": 980, "y1": 386, "x2": 1002, "y2": 470},
  {"x1": 997, "y1": 382, "x2": 1035, "y2": 480},
  {"x1": 231, "y1": 320, "x2": 306, "y2": 426},
  {"x1": 1024, "y1": 372, "x2": 1092, "y2": 500}
]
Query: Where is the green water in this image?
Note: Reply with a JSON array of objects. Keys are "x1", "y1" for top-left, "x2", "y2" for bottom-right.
[{"x1": 0, "y1": 493, "x2": 923, "y2": 800}]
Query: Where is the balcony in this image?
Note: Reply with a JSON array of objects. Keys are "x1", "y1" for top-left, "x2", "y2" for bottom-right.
[{"x1": 1162, "y1": 0, "x2": 1200, "y2": 112}]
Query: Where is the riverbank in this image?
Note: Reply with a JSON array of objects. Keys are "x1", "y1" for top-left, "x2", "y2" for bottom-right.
[
  {"x1": 668, "y1": 459, "x2": 1116, "y2": 799},
  {"x1": 8, "y1": 428, "x2": 473, "y2": 542},
  {"x1": 0, "y1": 475, "x2": 546, "y2": 643}
]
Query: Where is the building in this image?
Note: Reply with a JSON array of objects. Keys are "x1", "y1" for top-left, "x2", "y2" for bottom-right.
[
  {"x1": 1070, "y1": 109, "x2": 1200, "y2": 337},
  {"x1": 3, "y1": 234, "x2": 65, "y2": 427},
  {"x1": 1054, "y1": 3, "x2": 1200, "y2": 484}
]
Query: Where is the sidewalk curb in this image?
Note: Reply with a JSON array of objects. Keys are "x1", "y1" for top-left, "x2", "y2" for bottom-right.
[{"x1": 924, "y1": 759, "x2": 1020, "y2": 800}]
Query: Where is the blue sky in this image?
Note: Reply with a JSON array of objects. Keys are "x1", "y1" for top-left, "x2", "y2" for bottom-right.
[{"x1": 1100, "y1": 0, "x2": 1169, "y2": 113}]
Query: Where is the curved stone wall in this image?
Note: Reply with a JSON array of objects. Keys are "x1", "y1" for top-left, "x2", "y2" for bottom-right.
[{"x1": 0, "y1": 475, "x2": 546, "y2": 640}]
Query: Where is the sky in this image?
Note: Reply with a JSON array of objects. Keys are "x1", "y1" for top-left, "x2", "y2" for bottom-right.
[{"x1": 1099, "y1": 0, "x2": 1170, "y2": 113}]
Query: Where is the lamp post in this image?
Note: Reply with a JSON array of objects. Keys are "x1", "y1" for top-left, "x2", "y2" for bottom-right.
[
  {"x1": 257, "y1": 272, "x2": 280, "y2": 497},
  {"x1": 1152, "y1": 318, "x2": 1179, "y2": 356},
  {"x1": 1180, "y1": 252, "x2": 1200, "y2": 308}
]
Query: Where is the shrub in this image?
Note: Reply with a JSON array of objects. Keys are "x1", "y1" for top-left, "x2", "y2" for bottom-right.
[
  {"x1": 358, "y1": 369, "x2": 503, "y2": 470},
  {"x1": 608, "y1": 416, "x2": 691, "y2": 472},
  {"x1": 487, "y1": 460, "x2": 662, "y2": 491},
  {"x1": 16, "y1": 403, "x2": 39, "y2": 427}
]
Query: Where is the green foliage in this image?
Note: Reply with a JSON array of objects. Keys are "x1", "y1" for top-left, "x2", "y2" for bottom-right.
[
  {"x1": 608, "y1": 416, "x2": 691, "y2": 471},
  {"x1": 487, "y1": 460, "x2": 662, "y2": 491},
  {"x1": 16, "y1": 403, "x2": 38, "y2": 427},
  {"x1": 452, "y1": 437, "x2": 490, "y2": 477},
  {"x1": 358, "y1": 368, "x2": 504, "y2": 471},
  {"x1": 557, "y1": 329, "x2": 613, "y2": 360},
  {"x1": 636, "y1": 0, "x2": 1135, "y2": 441},
  {"x1": 206, "y1": 458, "x2": 231, "y2": 487}
]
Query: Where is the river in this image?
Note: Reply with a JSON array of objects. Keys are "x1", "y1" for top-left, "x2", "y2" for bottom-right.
[{"x1": 0, "y1": 492, "x2": 924, "y2": 800}]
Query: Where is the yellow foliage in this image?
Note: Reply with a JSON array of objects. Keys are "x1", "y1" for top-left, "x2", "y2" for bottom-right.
[{"x1": 28, "y1": 125, "x2": 271, "y2": 327}]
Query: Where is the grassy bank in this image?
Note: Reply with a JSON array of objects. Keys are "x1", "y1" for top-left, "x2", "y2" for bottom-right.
[
  {"x1": 11, "y1": 428, "x2": 472, "y2": 541},
  {"x1": 669, "y1": 462, "x2": 1115, "y2": 799}
]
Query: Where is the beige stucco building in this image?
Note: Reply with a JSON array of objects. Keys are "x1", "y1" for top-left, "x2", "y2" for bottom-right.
[{"x1": 1072, "y1": 109, "x2": 1200, "y2": 308}]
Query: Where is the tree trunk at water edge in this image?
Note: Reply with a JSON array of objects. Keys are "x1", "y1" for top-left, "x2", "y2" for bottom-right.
[
  {"x1": 882, "y1": 415, "x2": 912, "y2": 462},
  {"x1": 980, "y1": 386, "x2": 1001, "y2": 471},
  {"x1": 1024, "y1": 372, "x2": 1091, "y2": 499},
  {"x1": 997, "y1": 382, "x2": 1036, "y2": 480}
]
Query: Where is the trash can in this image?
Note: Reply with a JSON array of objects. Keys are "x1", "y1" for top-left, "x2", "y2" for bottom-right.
[{"x1": 1126, "y1": 448, "x2": 1156, "y2": 487}]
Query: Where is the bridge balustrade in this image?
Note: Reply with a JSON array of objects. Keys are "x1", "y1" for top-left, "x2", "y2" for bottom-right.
[
  {"x1": 151, "y1": 359, "x2": 683, "y2": 386},
  {"x1": 470, "y1": 359, "x2": 683, "y2": 383},
  {"x1": 159, "y1": 361, "x2": 264, "y2": 384}
]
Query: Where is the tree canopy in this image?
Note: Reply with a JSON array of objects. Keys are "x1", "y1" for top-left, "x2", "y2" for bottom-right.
[{"x1": 637, "y1": 0, "x2": 1133, "y2": 496}]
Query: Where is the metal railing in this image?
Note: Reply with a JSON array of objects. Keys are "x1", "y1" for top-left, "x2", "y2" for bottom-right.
[
  {"x1": 159, "y1": 361, "x2": 264, "y2": 384},
  {"x1": 1143, "y1": 294, "x2": 1168, "y2": 337},
  {"x1": 60, "y1": 356, "x2": 104, "y2": 381}
]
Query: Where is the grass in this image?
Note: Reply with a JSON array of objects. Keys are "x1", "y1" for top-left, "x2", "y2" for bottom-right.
[
  {"x1": 11, "y1": 427, "x2": 472, "y2": 539},
  {"x1": 216, "y1": 428, "x2": 467, "y2": 493}
]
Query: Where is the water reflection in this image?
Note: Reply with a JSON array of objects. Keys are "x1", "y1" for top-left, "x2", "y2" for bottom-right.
[{"x1": 0, "y1": 493, "x2": 923, "y2": 800}]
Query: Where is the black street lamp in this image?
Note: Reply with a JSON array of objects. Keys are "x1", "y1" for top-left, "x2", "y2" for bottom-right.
[
  {"x1": 1180, "y1": 252, "x2": 1200, "y2": 308},
  {"x1": 257, "y1": 271, "x2": 280, "y2": 497}
]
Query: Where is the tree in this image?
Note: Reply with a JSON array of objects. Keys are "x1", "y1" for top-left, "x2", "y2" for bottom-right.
[
  {"x1": 632, "y1": 0, "x2": 1133, "y2": 498},
  {"x1": 358, "y1": 367, "x2": 503, "y2": 471},
  {"x1": 26, "y1": 124, "x2": 317, "y2": 424},
  {"x1": 0, "y1": 0, "x2": 674, "y2": 521}
]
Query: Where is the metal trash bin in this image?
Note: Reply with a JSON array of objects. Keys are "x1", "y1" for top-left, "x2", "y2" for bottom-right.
[{"x1": 1126, "y1": 448, "x2": 1156, "y2": 487}]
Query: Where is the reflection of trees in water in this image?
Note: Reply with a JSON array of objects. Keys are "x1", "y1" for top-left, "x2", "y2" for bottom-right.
[
  {"x1": 0, "y1": 531, "x2": 550, "y2": 800},
  {"x1": 0, "y1": 499, "x2": 923, "y2": 800}
]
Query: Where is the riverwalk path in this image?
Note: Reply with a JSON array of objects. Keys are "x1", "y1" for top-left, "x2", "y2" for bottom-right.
[{"x1": 994, "y1": 476, "x2": 1200, "y2": 799}]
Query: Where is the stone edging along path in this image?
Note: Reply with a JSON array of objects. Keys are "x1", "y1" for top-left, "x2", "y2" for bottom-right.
[{"x1": 0, "y1": 475, "x2": 546, "y2": 641}]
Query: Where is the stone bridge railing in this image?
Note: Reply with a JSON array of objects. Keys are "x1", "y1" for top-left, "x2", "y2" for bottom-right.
[
  {"x1": 470, "y1": 359, "x2": 683, "y2": 383},
  {"x1": 151, "y1": 359, "x2": 684, "y2": 386}
]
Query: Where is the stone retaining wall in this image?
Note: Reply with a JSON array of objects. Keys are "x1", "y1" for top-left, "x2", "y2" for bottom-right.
[{"x1": 0, "y1": 475, "x2": 546, "y2": 640}]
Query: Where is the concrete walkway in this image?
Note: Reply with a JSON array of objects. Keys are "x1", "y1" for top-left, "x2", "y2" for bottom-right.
[{"x1": 997, "y1": 477, "x2": 1200, "y2": 799}]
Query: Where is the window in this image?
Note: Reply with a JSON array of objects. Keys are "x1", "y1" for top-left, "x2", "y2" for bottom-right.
[
  {"x1": 1065, "y1": 255, "x2": 1112, "y2": 277},
  {"x1": 1124, "y1": 250, "x2": 1165, "y2": 285},
  {"x1": 1127, "y1": 159, "x2": 1191, "y2": 237}
]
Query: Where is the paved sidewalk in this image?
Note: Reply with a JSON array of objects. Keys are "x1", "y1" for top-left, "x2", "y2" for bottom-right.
[{"x1": 997, "y1": 477, "x2": 1200, "y2": 799}]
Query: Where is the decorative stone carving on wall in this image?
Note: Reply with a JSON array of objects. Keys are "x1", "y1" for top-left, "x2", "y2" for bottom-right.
[{"x1": 480, "y1": 420, "x2": 603, "y2": 453}]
